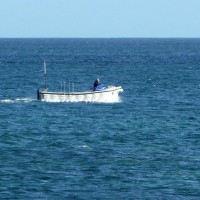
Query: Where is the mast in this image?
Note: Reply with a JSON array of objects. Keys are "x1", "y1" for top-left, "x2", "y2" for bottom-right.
[{"x1": 44, "y1": 60, "x2": 47, "y2": 90}]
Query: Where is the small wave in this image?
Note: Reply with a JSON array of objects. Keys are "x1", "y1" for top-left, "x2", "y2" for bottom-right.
[
  {"x1": 0, "y1": 98, "x2": 35, "y2": 103},
  {"x1": 80, "y1": 145, "x2": 92, "y2": 150}
]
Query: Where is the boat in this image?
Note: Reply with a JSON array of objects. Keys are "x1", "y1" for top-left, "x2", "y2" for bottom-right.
[{"x1": 37, "y1": 61, "x2": 123, "y2": 103}]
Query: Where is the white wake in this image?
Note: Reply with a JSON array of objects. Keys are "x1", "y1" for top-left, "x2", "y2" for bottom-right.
[{"x1": 0, "y1": 98, "x2": 34, "y2": 103}]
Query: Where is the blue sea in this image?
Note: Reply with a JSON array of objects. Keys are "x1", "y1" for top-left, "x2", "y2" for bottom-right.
[{"x1": 0, "y1": 38, "x2": 200, "y2": 199}]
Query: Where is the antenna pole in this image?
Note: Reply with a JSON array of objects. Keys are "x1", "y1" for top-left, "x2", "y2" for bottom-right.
[{"x1": 44, "y1": 60, "x2": 47, "y2": 90}]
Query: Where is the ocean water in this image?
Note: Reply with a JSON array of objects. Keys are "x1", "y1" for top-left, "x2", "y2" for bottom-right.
[{"x1": 0, "y1": 38, "x2": 200, "y2": 199}]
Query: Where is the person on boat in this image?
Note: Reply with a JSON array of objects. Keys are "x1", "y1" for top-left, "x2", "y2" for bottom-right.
[
  {"x1": 93, "y1": 78, "x2": 106, "y2": 91},
  {"x1": 94, "y1": 78, "x2": 101, "y2": 88}
]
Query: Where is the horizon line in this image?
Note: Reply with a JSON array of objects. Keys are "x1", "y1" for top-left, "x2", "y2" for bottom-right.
[{"x1": 0, "y1": 37, "x2": 200, "y2": 39}]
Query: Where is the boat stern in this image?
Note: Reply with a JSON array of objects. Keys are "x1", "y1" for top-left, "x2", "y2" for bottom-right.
[{"x1": 37, "y1": 90, "x2": 40, "y2": 100}]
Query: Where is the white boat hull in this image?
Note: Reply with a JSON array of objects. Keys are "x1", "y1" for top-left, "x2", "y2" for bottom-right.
[{"x1": 37, "y1": 86, "x2": 123, "y2": 103}]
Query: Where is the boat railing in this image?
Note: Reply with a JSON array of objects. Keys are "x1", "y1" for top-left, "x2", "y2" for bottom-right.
[{"x1": 60, "y1": 81, "x2": 75, "y2": 94}]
